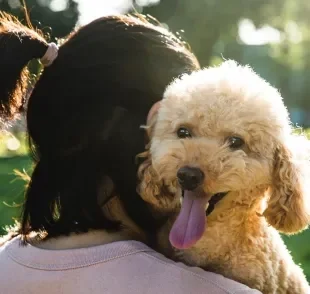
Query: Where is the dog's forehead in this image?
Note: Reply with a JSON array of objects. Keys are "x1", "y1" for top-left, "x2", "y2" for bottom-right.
[
  {"x1": 161, "y1": 94, "x2": 260, "y2": 137},
  {"x1": 162, "y1": 87, "x2": 270, "y2": 129},
  {"x1": 161, "y1": 63, "x2": 289, "y2": 134}
]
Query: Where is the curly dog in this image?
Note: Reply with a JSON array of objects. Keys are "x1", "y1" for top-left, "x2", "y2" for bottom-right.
[{"x1": 138, "y1": 60, "x2": 310, "y2": 293}]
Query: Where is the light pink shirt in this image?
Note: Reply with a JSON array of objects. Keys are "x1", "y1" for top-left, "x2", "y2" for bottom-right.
[{"x1": 0, "y1": 236, "x2": 260, "y2": 294}]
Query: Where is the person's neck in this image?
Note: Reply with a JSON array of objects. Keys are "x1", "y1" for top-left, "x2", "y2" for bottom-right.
[
  {"x1": 32, "y1": 196, "x2": 148, "y2": 250},
  {"x1": 33, "y1": 230, "x2": 131, "y2": 250}
]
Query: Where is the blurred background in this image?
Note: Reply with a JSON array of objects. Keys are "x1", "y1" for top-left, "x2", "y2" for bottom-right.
[{"x1": 0, "y1": 0, "x2": 310, "y2": 281}]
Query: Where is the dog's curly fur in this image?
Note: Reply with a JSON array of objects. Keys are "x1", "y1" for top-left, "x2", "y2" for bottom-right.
[{"x1": 138, "y1": 60, "x2": 310, "y2": 293}]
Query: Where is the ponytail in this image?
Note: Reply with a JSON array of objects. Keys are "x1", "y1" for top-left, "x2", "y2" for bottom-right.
[
  {"x1": 0, "y1": 12, "x2": 61, "y2": 237},
  {"x1": 0, "y1": 12, "x2": 48, "y2": 121}
]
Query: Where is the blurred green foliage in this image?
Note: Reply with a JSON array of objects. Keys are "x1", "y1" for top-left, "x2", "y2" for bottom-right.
[
  {"x1": 0, "y1": 0, "x2": 78, "y2": 38},
  {"x1": 140, "y1": 0, "x2": 310, "y2": 125}
]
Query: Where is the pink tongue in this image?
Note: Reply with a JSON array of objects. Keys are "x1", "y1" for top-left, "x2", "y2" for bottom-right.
[{"x1": 169, "y1": 191, "x2": 208, "y2": 249}]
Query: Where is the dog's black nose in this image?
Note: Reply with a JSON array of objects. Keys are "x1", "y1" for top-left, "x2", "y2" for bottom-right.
[{"x1": 177, "y1": 166, "x2": 204, "y2": 191}]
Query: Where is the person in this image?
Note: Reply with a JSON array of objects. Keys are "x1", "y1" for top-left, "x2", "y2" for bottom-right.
[{"x1": 0, "y1": 12, "x2": 261, "y2": 293}]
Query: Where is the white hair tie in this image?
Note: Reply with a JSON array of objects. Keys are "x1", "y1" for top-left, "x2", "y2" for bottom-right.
[{"x1": 40, "y1": 42, "x2": 59, "y2": 67}]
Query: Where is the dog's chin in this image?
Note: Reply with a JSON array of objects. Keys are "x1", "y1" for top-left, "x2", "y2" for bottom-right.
[{"x1": 180, "y1": 190, "x2": 228, "y2": 216}]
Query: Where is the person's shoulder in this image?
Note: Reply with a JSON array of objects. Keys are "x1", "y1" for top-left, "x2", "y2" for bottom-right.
[{"x1": 139, "y1": 249, "x2": 261, "y2": 294}]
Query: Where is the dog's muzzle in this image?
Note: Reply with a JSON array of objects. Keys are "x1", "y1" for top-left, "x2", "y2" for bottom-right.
[{"x1": 177, "y1": 166, "x2": 204, "y2": 191}]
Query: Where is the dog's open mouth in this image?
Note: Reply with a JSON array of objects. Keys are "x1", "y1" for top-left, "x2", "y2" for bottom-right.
[
  {"x1": 169, "y1": 190, "x2": 228, "y2": 250},
  {"x1": 205, "y1": 192, "x2": 228, "y2": 216},
  {"x1": 180, "y1": 191, "x2": 227, "y2": 216}
]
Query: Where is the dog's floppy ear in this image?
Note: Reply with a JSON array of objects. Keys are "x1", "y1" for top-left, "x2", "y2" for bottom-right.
[
  {"x1": 137, "y1": 101, "x2": 162, "y2": 206},
  {"x1": 147, "y1": 101, "x2": 161, "y2": 126},
  {"x1": 139, "y1": 101, "x2": 161, "y2": 152},
  {"x1": 136, "y1": 101, "x2": 178, "y2": 211},
  {"x1": 137, "y1": 151, "x2": 179, "y2": 211},
  {"x1": 264, "y1": 137, "x2": 310, "y2": 234}
]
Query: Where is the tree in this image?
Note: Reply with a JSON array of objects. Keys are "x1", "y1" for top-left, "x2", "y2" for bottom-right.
[
  {"x1": 139, "y1": 0, "x2": 285, "y2": 66},
  {"x1": 0, "y1": 0, "x2": 78, "y2": 39},
  {"x1": 138, "y1": 0, "x2": 310, "y2": 114}
]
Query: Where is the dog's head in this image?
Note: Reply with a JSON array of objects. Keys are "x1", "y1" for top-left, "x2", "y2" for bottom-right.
[{"x1": 140, "y1": 60, "x2": 310, "y2": 248}]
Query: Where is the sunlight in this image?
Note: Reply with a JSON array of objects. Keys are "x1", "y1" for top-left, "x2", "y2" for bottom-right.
[
  {"x1": 135, "y1": 0, "x2": 159, "y2": 6},
  {"x1": 238, "y1": 19, "x2": 283, "y2": 45},
  {"x1": 6, "y1": 137, "x2": 20, "y2": 151},
  {"x1": 77, "y1": 0, "x2": 161, "y2": 25},
  {"x1": 50, "y1": 0, "x2": 67, "y2": 12},
  {"x1": 77, "y1": 0, "x2": 132, "y2": 25}
]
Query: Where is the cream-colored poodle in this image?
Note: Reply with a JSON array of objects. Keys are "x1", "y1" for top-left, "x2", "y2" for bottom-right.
[{"x1": 138, "y1": 60, "x2": 310, "y2": 293}]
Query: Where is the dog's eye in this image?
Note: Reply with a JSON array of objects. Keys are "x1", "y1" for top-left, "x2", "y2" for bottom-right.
[
  {"x1": 177, "y1": 127, "x2": 192, "y2": 139},
  {"x1": 228, "y1": 136, "x2": 244, "y2": 149}
]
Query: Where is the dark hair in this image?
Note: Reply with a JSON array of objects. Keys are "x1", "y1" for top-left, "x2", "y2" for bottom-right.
[
  {"x1": 0, "y1": 12, "x2": 199, "y2": 240},
  {"x1": 0, "y1": 13, "x2": 47, "y2": 122}
]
